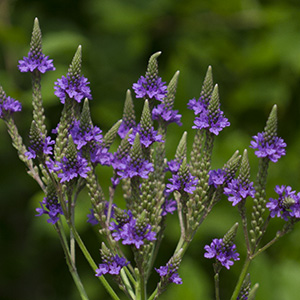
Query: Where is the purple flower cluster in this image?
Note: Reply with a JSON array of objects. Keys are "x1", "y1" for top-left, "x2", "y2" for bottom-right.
[
  {"x1": 57, "y1": 154, "x2": 90, "y2": 183},
  {"x1": 166, "y1": 173, "x2": 198, "y2": 194},
  {"x1": 204, "y1": 238, "x2": 240, "y2": 269},
  {"x1": 188, "y1": 97, "x2": 230, "y2": 135},
  {"x1": 95, "y1": 254, "x2": 129, "y2": 277},
  {"x1": 132, "y1": 76, "x2": 167, "y2": 101},
  {"x1": 266, "y1": 185, "x2": 300, "y2": 221},
  {"x1": 250, "y1": 132, "x2": 286, "y2": 162},
  {"x1": 0, "y1": 96, "x2": 22, "y2": 119},
  {"x1": 25, "y1": 136, "x2": 55, "y2": 159},
  {"x1": 18, "y1": 51, "x2": 55, "y2": 73},
  {"x1": 118, "y1": 119, "x2": 135, "y2": 139},
  {"x1": 224, "y1": 179, "x2": 255, "y2": 206},
  {"x1": 208, "y1": 169, "x2": 227, "y2": 188},
  {"x1": 91, "y1": 146, "x2": 113, "y2": 166},
  {"x1": 47, "y1": 153, "x2": 91, "y2": 183},
  {"x1": 87, "y1": 208, "x2": 99, "y2": 225},
  {"x1": 70, "y1": 120, "x2": 113, "y2": 166},
  {"x1": 155, "y1": 263, "x2": 182, "y2": 285},
  {"x1": 152, "y1": 103, "x2": 182, "y2": 126},
  {"x1": 165, "y1": 159, "x2": 181, "y2": 174},
  {"x1": 70, "y1": 120, "x2": 103, "y2": 150},
  {"x1": 128, "y1": 124, "x2": 163, "y2": 148},
  {"x1": 36, "y1": 196, "x2": 63, "y2": 224},
  {"x1": 161, "y1": 199, "x2": 177, "y2": 216},
  {"x1": 110, "y1": 211, "x2": 156, "y2": 249},
  {"x1": 116, "y1": 155, "x2": 154, "y2": 180},
  {"x1": 54, "y1": 75, "x2": 92, "y2": 104}
]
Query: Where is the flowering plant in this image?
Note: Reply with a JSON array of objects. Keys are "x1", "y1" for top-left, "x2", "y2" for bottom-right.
[{"x1": 1, "y1": 18, "x2": 298, "y2": 300}]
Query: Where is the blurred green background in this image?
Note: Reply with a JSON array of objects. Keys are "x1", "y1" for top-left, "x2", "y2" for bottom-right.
[{"x1": 1, "y1": 0, "x2": 300, "y2": 299}]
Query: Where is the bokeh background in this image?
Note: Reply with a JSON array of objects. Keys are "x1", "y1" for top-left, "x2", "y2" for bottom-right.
[{"x1": 1, "y1": 0, "x2": 300, "y2": 299}]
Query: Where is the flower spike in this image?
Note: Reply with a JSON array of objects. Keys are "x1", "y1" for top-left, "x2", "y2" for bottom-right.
[
  {"x1": 54, "y1": 46, "x2": 92, "y2": 104},
  {"x1": 18, "y1": 18, "x2": 55, "y2": 73}
]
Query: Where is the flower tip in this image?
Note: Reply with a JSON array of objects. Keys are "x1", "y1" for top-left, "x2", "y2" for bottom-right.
[
  {"x1": 272, "y1": 104, "x2": 278, "y2": 113},
  {"x1": 151, "y1": 51, "x2": 162, "y2": 59},
  {"x1": 76, "y1": 45, "x2": 82, "y2": 56},
  {"x1": 83, "y1": 97, "x2": 90, "y2": 105}
]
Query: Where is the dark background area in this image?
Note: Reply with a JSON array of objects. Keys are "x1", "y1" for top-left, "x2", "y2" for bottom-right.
[{"x1": 1, "y1": 0, "x2": 300, "y2": 299}]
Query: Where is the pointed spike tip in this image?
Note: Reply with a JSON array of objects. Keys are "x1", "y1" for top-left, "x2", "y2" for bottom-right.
[{"x1": 151, "y1": 51, "x2": 162, "y2": 60}]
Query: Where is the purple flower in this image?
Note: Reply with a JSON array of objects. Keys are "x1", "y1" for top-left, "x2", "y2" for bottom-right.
[
  {"x1": 56, "y1": 154, "x2": 91, "y2": 183},
  {"x1": 152, "y1": 103, "x2": 182, "y2": 126},
  {"x1": 54, "y1": 75, "x2": 92, "y2": 104},
  {"x1": 36, "y1": 196, "x2": 63, "y2": 224},
  {"x1": 187, "y1": 97, "x2": 207, "y2": 115},
  {"x1": 166, "y1": 159, "x2": 181, "y2": 174},
  {"x1": 87, "y1": 209, "x2": 99, "y2": 225},
  {"x1": 128, "y1": 124, "x2": 163, "y2": 148},
  {"x1": 204, "y1": 238, "x2": 240, "y2": 270},
  {"x1": 224, "y1": 179, "x2": 255, "y2": 206},
  {"x1": 120, "y1": 219, "x2": 156, "y2": 248},
  {"x1": 266, "y1": 185, "x2": 300, "y2": 221},
  {"x1": 155, "y1": 263, "x2": 182, "y2": 285},
  {"x1": 188, "y1": 96, "x2": 230, "y2": 135},
  {"x1": 0, "y1": 96, "x2": 22, "y2": 119},
  {"x1": 90, "y1": 146, "x2": 113, "y2": 166},
  {"x1": 208, "y1": 169, "x2": 227, "y2": 188},
  {"x1": 250, "y1": 132, "x2": 286, "y2": 162},
  {"x1": 70, "y1": 120, "x2": 103, "y2": 150},
  {"x1": 118, "y1": 119, "x2": 136, "y2": 139},
  {"x1": 161, "y1": 199, "x2": 177, "y2": 216},
  {"x1": 110, "y1": 210, "x2": 156, "y2": 249},
  {"x1": 192, "y1": 109, "x2": 230, "y2": 135},
  {"x1": 25, "y1": 136, "x2": 55, "y2": 159},
  {"x1": 18, "y1": 51, "x2": 55, "y2": 73},
  {"x1": 95, "y1": 254, "x2": 129, "y2": 277},
  {"x1": 132, "y1": 75, "x2": 167, "y2": 101},
  {"x1": 166, "y1": 173, "x2": 198, "y2": 194},
  {"x1": 117, "y1": 156, "x2": 153, "y2": 179}
]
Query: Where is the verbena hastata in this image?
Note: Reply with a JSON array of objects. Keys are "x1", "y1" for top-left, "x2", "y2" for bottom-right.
[{"x1": 1, "y1": 18, "x2": 299, "y2": 300}]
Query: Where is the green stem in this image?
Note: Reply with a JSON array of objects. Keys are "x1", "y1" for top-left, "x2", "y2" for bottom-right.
[
  {"x1": 239, "y1": 204, "x2": 251, "y2": 255},
  {"x1": 70, "y1": 224, "x2": 121, "y2": 300},
  {"x1": 230, "y1": 257, "x2": 251, "y2": 300},
  {"x1": 120, "y1": 268, "x2": 135, "y2": 300},
  {"x1": 135, "y1": 268, "x2": 146, "y2": 300},
  {"x1": 148, "y1": 287, "x2": 158, "y2": 300},
  {"x1": 214, "y1": 272, "x2": 220, "y2": 300},
  {"x1": 124, "y1": 266, "x2": 137, "y2": 287},
  {"x1": 67, "y1": 187, "x2": 76, "y2": 264},
  {"x1": 251, "y1": 229, "x2": 286, "y2": 260},
  {"x1": 140, "y1": 276, "x2": 147, "y2": 300},
  {"x1": 55, "y1": 222, "x2": 89, "y2": 300}
]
